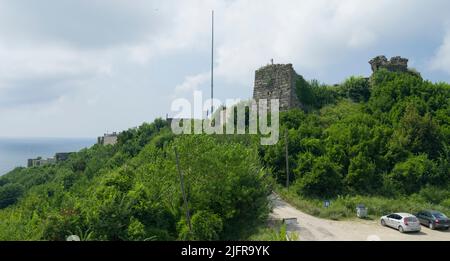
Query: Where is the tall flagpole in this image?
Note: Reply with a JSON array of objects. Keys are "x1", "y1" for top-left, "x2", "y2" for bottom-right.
[{"x1": 210, "y1": 10, "x2": 214, "y2": 117}]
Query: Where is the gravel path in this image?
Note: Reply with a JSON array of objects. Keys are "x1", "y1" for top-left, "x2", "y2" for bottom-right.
[{"x1": 270, "y1": 193, "x2": 450, "y2": 241}]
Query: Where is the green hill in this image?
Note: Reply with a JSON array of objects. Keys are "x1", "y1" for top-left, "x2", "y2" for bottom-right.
[
  {"x1": 0, "y1": 68, "x2": 449, "y2": 240},
  {"x1": 265, "y1": 69, "x2": 450, "y2": 220},
  {"x1": 0, "y1": 121, "x2": 270, "y2": 240}
]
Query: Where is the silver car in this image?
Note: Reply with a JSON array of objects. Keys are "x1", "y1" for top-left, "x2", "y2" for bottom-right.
[{"x1": 380, "y1": 213, "x2": 421, "y2": 233}]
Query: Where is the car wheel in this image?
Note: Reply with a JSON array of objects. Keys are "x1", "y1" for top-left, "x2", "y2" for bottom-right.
[
  {"x1": 429, "y1": 222, "x2": 435, "y2": 230},
  {"x1": 444, "y1": 227, "x2": 449, "y2": 230},
  {"x1": 381, "y1": 219, "x2": 386, "y2": 226},
  {"x1": 398, "y1": 226, "x2": 404, "y2": 233}
]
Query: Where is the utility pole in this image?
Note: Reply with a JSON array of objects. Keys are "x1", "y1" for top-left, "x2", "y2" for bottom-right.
[
  {"x1": 174, "y1": 147, "x2": 192, "y2": 232},
  {"x1": 210, "y1": 10, "x2": 214, "y2": 117},
  {"x1": 285, "y1": 130, "x2": 290, "y2": 189}
]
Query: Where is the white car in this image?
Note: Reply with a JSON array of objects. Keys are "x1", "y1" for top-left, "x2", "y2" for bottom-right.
[{"x1": 380, "y1": 213, "x2": 421, "y2": 233}]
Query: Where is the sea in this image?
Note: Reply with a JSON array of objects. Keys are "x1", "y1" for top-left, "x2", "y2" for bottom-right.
[{"x1": 0, "y1": 137, "x2": 96, "y2": 176}]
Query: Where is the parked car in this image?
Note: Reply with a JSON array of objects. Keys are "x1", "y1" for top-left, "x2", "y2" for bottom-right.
[
  {"x1": 416, "y1": 210, "x2": 449, "y2": 230},
  {"x1": 380, "y1": 213, "x2": 421, "y2": 233}
]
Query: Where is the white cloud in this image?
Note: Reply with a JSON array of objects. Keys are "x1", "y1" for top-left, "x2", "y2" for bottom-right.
[
  {"x1": 0, "y1": 43, "x2": 112, "y2": 82},
  {"x1": 183, "y1": 0, "x2": 450, "y2": 86},
  {"x1": 1, "y1": 0, "x2": 450, "y2": 137},
  {"x1": 167, "y1": 0, "x2": 450, "y2": 94},
  {"x1": 174, "y1": 73, "x2": 210, "y2": 97},
  {"x1": 430, "y1": 29, "x2": 450, "y2": 74}
]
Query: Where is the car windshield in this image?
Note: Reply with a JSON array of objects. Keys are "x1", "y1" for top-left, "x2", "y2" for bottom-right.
[
  {"x1": 432, "y1": 213, "x2": 447, "y2": 219},
  {"x1": 405, "y1": 217, "x2": 418, "y2": 222}
]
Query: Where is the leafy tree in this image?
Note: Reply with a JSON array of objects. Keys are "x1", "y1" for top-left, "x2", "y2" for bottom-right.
[
  {"x1": 388, "y1": 155, "x2": 437, "y2": 194},
  {"x1": 293, "y1": 151, "x2": 315, "y2": 179},
  {"x1": 189, "y1": 211, "x2": 223, "y2": 241},
  {"x1": 309, "y1": 80, "x2": 341, "y2": 108},
  {"x1": 0, "y1": 183, "x2": 24, "y2": 209},
  {"x1": 127, "y1": 218, "x2": 147, "y2": 241},
  {"x1": 295, "y1": 156, "x2": 342, "y2": 198},
  {"x1": 396, "y1": 105, "x2": 443, "y2": 159},
  {"x1": 296, "y1": 78, "x2": 340, "y2": 109},
  {"x1": 369, "y1": 68, "x2": 423, "y2": 114},
  {"x1": 341, "y1": 76, "x2": 370, "y2": 102},
  {"x1": 345, "y1": 153, "x2": 379, "y2": 194},
  {"x1": 296, "y1": 75, "x2": 315, "y2": 107},
  {"x1": 0, "y1": 67, "x2": 449, "y2": 241},
  {"x1": 170, "y1": 135, "x2": 270, "y2": 239}
]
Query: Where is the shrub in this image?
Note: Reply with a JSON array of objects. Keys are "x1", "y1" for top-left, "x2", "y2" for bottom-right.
[
  {"x1": 388, "y1": 155, "x2": 437, "y2": 194},
  {"x1": 341, "y1": 76, "x2": 370, "y2": 102},
  {"x1": 295, "y1": 156, "x2": 342, "y2": 198},
  {"x1": 0, "y1": 183, "x2": 25, "y2": 209},
  {"x1": 190, "y1": 211, "x2": 223, "y2": 241},
  {"x1": 127, "y1": 218, "x2": 147, "y2": 241}
]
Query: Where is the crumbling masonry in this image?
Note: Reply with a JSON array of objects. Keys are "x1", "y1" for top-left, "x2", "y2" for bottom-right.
[
  {"x1": 253, "y1": 63, "x2": 301, "y2": 111},
  {"x1": 369, "y1": 55, "x2": 409, "y2": 73}
]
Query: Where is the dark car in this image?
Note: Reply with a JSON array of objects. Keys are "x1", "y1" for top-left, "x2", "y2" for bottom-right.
[{"x1": 416, "y1": 210, "x2": 449, "y2": 230}]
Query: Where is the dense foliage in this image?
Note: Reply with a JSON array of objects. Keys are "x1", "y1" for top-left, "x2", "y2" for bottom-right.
[
  {"x1": 0, "y1": 68, "x2": 448, "y2": 240},
  {"x1": 0, "y1": 121, "x2": 271, "y2": 240},
  {"x1": 263, "y1": 69, "x2": 449, "y2": 201}
]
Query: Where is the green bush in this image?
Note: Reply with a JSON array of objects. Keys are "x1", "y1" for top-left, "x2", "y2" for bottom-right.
[
  {"x1": 294, "y1": 156, "x2": 342, "y2": 198},
  {"x1": 0, "y1": 183, "x2": 24, "y2": 209},
  {"x1": 190, "y1": 211, "x2": 223, "y2": 240},
  {"x1": 0, "y1": 68, "x2": 448, "y2": 241},
  {"x1": 341, "y1": 76, "x2": 370, "y2": 102},
  {"x1": 388, "y1": 155, "x2": 437, "y2": 194}
]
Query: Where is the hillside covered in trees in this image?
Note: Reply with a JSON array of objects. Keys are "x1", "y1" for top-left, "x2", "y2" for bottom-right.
[
  {"x1": 0, "y1": 68, "x2": 449, "y2": 240},
  {"x1": 267, "y1": 68, "x2": 450, "y2": 219},
  {"x1": 0, "y1": 123, "x2": 271, "y2": 240}
]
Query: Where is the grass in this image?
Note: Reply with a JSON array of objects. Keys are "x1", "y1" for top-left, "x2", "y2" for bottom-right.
[
  {"x1": 248, "y1": 220, "x2": 298, "y2": 241},
  {"x1": 276, "y1": 186, "x2": 450, "y2": 221}
]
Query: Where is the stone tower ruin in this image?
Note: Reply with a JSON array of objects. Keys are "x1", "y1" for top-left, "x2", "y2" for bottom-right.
[
  {"x1": 253, "y1": 63, "x2": 301, "y2": 111},
  {"x1": 369, "y1": 55, "x2": 409, "y2": 73}
]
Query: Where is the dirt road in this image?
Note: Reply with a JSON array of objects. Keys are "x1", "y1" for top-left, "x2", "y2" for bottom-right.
[{"x1": 270, "y1": 194, "x2": 450, "y2": 241}]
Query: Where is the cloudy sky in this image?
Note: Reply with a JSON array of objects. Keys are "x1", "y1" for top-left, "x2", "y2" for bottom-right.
[{"x1": 0, "y1": 0, "x2": 449, "y2": 138}]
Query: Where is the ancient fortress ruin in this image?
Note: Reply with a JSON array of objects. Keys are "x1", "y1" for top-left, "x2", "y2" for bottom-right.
[
  {"x1": 252, "y1": 55, "x2": 410, "y2": 111},
  {"x1": 253, "y1": 63, "x2": 301, "y2": 111}
]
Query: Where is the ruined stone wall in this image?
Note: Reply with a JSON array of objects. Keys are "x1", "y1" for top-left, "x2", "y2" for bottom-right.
[
  {"x1": 369, "y1": 55, "x2": 408, "y2": 73},
  {"x1": 98, "y1": 133, "x2": 118, "y2": 146},
  {"x1": 253, "y1": 64, "x2": 301, "y2": 111}
]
